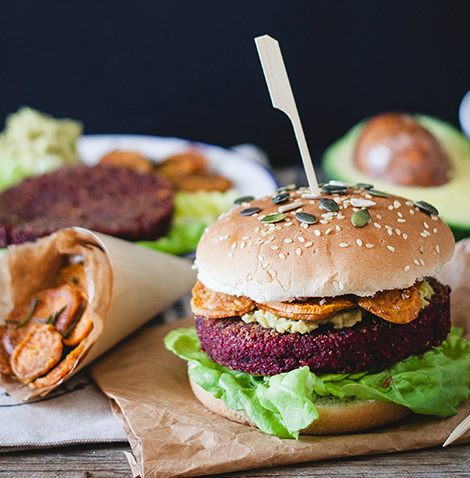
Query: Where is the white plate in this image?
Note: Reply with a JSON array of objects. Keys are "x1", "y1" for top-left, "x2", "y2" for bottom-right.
[{"x1": 78, "y1": 134, "x2": 278, "y2": 197}]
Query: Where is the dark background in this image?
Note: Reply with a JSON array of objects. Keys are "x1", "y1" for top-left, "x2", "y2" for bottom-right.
[{"x1": 1, "y1": 1, "x2": 469, "y2": 168}]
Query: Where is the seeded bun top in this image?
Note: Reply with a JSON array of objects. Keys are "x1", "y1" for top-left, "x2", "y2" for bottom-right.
[{"x1": 194, "y1": 184, "x2": 455, "y2": 302}]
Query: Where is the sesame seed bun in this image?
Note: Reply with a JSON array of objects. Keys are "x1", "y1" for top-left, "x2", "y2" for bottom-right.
[
  {"x1": 195, "y1": 187, "x2": 455, "y2": 302},
  {"x1": 189, "y1": 377, "x2": 412, "y2": 435}
]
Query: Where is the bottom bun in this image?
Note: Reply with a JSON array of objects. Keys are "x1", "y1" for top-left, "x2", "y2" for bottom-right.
[{"x1": 189, "y1": 377, "x2": 412, "y2": 435}]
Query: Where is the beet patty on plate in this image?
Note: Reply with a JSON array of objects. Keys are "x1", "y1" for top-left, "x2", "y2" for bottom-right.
[{"x1": 0, "y1": 164, "x2": 173, "y2": 246}]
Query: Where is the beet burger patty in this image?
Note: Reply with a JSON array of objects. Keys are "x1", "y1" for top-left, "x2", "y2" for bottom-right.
[
  {"x1": 166, "y1": 184, "x2": 470, "y2": 438},
  {"x1": 0, "y1": 164, "x2": 173, "y2": 246}
]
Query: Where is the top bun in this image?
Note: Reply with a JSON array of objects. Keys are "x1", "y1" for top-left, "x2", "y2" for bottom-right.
[{"x1": 195, "y1": 185, "x2": 455, "y2": 302}]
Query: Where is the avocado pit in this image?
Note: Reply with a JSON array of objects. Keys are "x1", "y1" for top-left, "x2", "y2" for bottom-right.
[{"x1": 353, "y1": 113, "x2": 453, "y2": 187}]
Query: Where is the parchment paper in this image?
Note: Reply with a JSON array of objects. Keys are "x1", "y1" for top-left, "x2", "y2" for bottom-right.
[{"x1": 91, "y1": 239, "x2": 470, "y2": 478}]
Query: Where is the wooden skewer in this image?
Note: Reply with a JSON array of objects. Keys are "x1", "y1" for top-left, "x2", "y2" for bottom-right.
[
  {"x1": 443, "y1": 414, "x2": 470, "y2": 447},
  {"x1": 255, "y1": 34, "x2": 320, "y2": 196}
]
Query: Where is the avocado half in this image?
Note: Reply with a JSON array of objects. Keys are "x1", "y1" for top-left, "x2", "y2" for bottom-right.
[{"x1": 322, "y1": 115, "x2": 470, "y2": 240}]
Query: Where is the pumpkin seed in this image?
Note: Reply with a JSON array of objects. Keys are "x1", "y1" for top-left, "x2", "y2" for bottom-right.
[
  {"x1": 319, "y1": 198, "x2": 339, "y2": 212},
  {"x1": 351, "y1": 208, "x2": 371, "y2": 227},
  {"x1": 321, "y1": 184, "x2": 348, "y2": 194},
  {"x1": 275, "y1": 184, "x2": 296, "y2": 192},
  {"x1": 369, "y1": 189, "x2": 388, "y2": 198},
  {"x1": 234, "y1": 195, "x2": 255, "y2": 204},
  {"x1": 295, "y1": 212, "x2": 318, "y2": 224},
  {"x1": 414, "y1": 200, "x2": 439, "y2": 216},
  {"x1": 261, "y1": 213, "x2": 287, "y2": 223},
  {"x1": 240, "y1": 207, "x2": 261, "y2": 216},
  {"x1": 355, "y1": 183, "x2": 374, "y2": 189},
  {"x1": 272, "y1": 192, "x2": 290, "y2": 204}
]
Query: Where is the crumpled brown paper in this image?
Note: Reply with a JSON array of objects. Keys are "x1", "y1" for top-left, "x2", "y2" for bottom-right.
[
  {"x1": 91, "y1": 239, "x2": 470, "y2": 478},
  {"x1": 0, "y1": 227, "x2": 196, "y2": 401}
]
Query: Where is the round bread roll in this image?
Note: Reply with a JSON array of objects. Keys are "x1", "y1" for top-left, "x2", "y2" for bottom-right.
[
  {"x1": 190, "y1": 377, "x2": 412, "y2": 435},
  {"x1": 195, "y1": 186, "x2": 455, "y2": 302}
]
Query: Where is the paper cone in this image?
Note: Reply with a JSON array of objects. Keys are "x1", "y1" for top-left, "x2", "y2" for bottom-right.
[{"x1": 0, "y1": 227, "x2": 196, "y2": 400}]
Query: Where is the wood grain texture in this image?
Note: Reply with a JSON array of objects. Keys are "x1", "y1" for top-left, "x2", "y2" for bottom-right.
[{"x1": 1, "y1": 443, "x2": 469, "y2": 477}]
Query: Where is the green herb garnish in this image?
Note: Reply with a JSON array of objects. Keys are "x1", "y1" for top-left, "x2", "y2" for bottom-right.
[
  {"x1": 63, "y1": 301, "x2": 87, "y2": 338},
  {"x1": 14, "y1": 296, "x2": 38, "y2": 331}
]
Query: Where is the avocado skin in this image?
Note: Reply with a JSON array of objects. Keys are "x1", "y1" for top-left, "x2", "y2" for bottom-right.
[{"x1": 322, "y1": 115, "x2": 470, "y2": 240}]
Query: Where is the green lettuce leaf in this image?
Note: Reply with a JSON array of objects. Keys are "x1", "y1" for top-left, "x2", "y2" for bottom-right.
[
  {"x1": 165, "y1": 327, "x2": 470, "y2": 438},
  {"x1": 138, "y1": 189, "x2": 238, "y2": 255}
]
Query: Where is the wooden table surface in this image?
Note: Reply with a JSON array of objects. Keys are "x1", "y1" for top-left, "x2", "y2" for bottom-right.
[{"x1": 1, "y1": 441, "x2": 469, "y2": 477}]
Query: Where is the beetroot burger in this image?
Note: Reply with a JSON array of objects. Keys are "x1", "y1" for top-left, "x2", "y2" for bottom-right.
[{"x1": 165, "y1": 183, "x2": 470, "y2": 438}]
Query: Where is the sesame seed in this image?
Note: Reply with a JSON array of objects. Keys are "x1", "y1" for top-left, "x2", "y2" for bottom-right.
[
  {"x1": 414, "y1": 259, "x2": 420, "y2": 266},
  {"x1": 231, "y1": 243, "x2": 237, "y2": 249},
  {"x1": 268, "y1": 269, "x2": 277, "y2": 278},
  {"x1": 388, "y1": 205, "x2": 394, "y2": 210},
  {"x1": 336, "y1": 225, "x2": 341, "y2": 231},
  {"x1": 305, "y1": 242, "x2": 313, "y2": 247},
  {"x1": 301, "y1": 223, "x2": 308, "y2": 229},
  {"x1": 409, "y1": 209, "x2": 415, "y2": 215},
  {"x1": 271, "y1": 245, "x2": 279, "y2": 250},
  {"x1": 279, "y1": 253, "x2": 286, "y2": 259},
  {"x1": 314, "y1": 229, "x2": 321, "y2": 236},
  {"x1": 433, "y1": 228, "x2": 438, "y2": 234},
  {"x1": 404, "y1": 265, "x2": 410, "y2": 271},
  {"x1": 319, "y1": 219, "x2": 329, "y2": 224},
  {"x1": 261, "y1": 262, "x2": 269, "y2": 269},
  {"x1": 406, "y1": 200, "x2": 413, "y2": 206},
  {"x1": 284, "y1": 222, "x2": 294, "y2": 227},
  {"x1": 387, "y1": 245, "x2": 395, "y2": 252},
  {"x1": 284, "y1": 238, "x2": 293, "y2": 243},
  {"x1": 420, "y1": 259, "x2": 425, "y2": 266},
  {"x1": 420, "y1": 232, "x2": 427, "y2": 238},
  {"x1": 374, "y1": 223, "x2": 381, "y2": 228},
  {"x1": 296, "y1": 248, "x2": 302, "y2": 256},
  {"x1": 395, "y1": 229, "x2": 401, "y2": 235},
  {"x1": 397, "y1": 218, "x2": 406, "y2": 223},
  {"x1": 431, "y1": 214, "x2": 439, "y2": 221},
  {"x1": 242, "y1": 236, "x2": 250, "y2": 240},
  {"x1": 298, "y1": 236, "x2": 305, "y2": 242},
  {"x1": 258, "y1": 255, "x2": 264, "y2": 261},
  {"x1": 394, "y1": 200, "x2": 401, "y2": 208},
  {"x1": 376, "y1": 214, "x2": 382, "y2": 220},
  {"x1": 385, "y1": 225, "x2": 392, "y2": 230},
  {"x1": 254, "y1": 227, "x2": 260, "y2": 232},
  {"x1": 228, "y1": 252, "x2": 234, "y2": 258},
  {"x1": 365, "y1": 243, "x2": 374, "y2": 248},
  {"x1": 325, "y1": 228, "x2": 332, "y2": 235},
  {"x1": 350, "y1": 198, "x2": 376, "y2": 207},
  {"x1": 339, "y1": 242, "x2": 349, "y2": 248},
  {"x1": 338, "y1": 282, "x2": 345, "y2": 290},
  {"x1": 424, "y1": 222, "x2": 429, "y2": 229},
  {"x1": 356, "y1": 239, "x2": 363, "y2": 246},
  {"x1": 279, "y1": 201, "x2": 303, "y2": 213},
  {"x1": 302, "y1": 193, "x2": 321, "y2": 199},
  {"x1": 402, "y1": 233, "x2": 408, "y2": 240},
  {"x1": 387, "y1": 229, "x2": 393, "y2": 236},
  {"x1": 436, "y1": 245, "x2": 440, "y2": 254},
  {"x1": 337, "y1": 214, "x2": 345, "y2": 220},
  {"x1": 419, "y1": 246, "x2": 424, "y2": 253}
]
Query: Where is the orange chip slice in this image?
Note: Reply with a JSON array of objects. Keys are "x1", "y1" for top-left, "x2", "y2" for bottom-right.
[
  {"x1": 29, "y1": 341, "x2": 86, "y2": 389},
  {"x1": 191, "y1": 281, "x2": 255, "y2": 319},
  {"x1": 54, "y1": 263, "x2": 87, "y2": 293},
  {"x1": 258, "y1": 296, "x2": 357, "y2": 321},
  {"x1": 10, "y1": 324, "x2": 63, "y2": 382},
  {"x1": 99, "y1": 150, "x2": 153, "y2": 173},
  {"x1": 357, "y1": 285, "x2": 423, "y2": 324},
  {"x1": 0, "y1": 326, "x2": 11, "y2": 374},
  {"x1": 62, "y1": 307, "x2": 93, "y2": 347}
]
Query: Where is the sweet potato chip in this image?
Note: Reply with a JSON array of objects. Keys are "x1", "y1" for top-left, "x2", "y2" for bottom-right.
[
  {"x1": 191, "y1": 281, "x2": 255, "y2": 319},
  {"x1": 156, "y1": 150, "x2": 208, "y2": 176},
  {"x1": 165, "y1": 172, "x2": 233, "y2": 192},
  {"x1": 2, "y1": 284, "x2": 85, "y2": 354},
  {"x1": 29, "y1": 341, "x2": 86, "y2": 389},
  {"x1": 99, "y1": 150, "x2": 153, "y2": 173},
  {"x1": 0, "y1": 326, "x2": 11, "y2": 374},
  {"x1": 54, "y1": 263, "x2": 87, "y2": 293},
  {"x1": 258, "y1": 296, "x2": 357, "y2": 321},
  {"x1": 62, "y1": 306, "x2": 93, "y2": 347},
  {"x1": 357, "y1": 285, "x2": 423, "y2": 324},
  {"x1": 10, "y1": 324, "x2": 63, "y2": 382}
]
